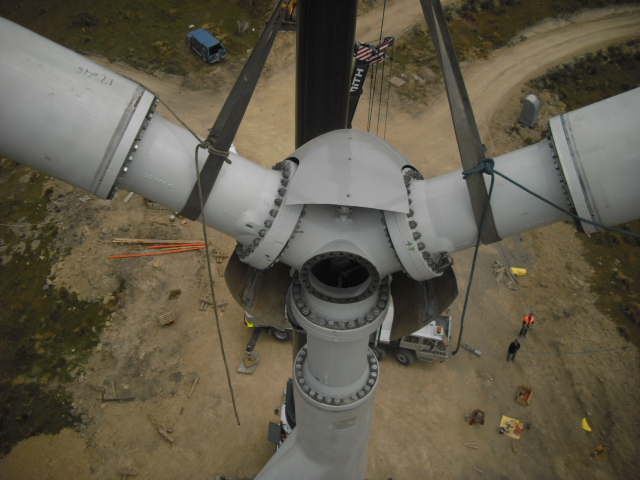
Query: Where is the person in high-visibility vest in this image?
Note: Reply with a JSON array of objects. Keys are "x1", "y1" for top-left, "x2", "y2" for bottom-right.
[{"x1": 520, "y1": 313, "x2": 535, "y2": 337}]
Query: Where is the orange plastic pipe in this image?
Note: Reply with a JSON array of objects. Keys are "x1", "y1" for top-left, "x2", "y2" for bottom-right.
[{"x1": 108, "y1": 246, "x2": 205, "y2": 259}]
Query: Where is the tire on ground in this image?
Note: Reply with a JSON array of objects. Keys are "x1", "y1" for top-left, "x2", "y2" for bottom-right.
[
  {"x1": 395, "y1": 348, "x2": 415, "y2": 366},
  {"x1": 271, "y1": 328, "x2": 291, "y2": 341}
]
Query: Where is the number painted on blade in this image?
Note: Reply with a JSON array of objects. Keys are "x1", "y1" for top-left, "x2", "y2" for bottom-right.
[{"x1": 76, "y1": 66, "x2": 114, "y2": 86}]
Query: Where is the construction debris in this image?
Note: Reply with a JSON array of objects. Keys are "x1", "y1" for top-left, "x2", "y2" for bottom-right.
[
  {"x1": 123, "y1": 192, "x2": 135, "y2": 204},
  {"x1": 493, "y1": 261, "x2": 520, "y2": 290},
  {"x1": 212, "y1": 249, "x2": 229, "y2": 263},
  {"x1": 113, "y1": 238, "x2": 210, "y2": 245},
  {"x1": 389, "y1": 76, "x2": 406, "y2": 88},
  {"x1": 473, "y1": 467, "x2": 483, "y2": 474},
  {"x1": 147, "y1": 414, "x2": 174, "y2": 445},
  {"x1": 462, "y1": 344, "x2": 482, "y2": 357},
  {"x1": 188, "y1": 376, "x2": 199, "y2": 398},
  {"x1": 238, "y1": 352, "x2": 260, "y2": 374},
  {"x1": 117, "y1": 470, "x2": 137, "y2": 479},
  {"x1": 591, "y1": 445, "x2": 606, "y2": 460},
  {"x1": 148, "y1": 243, "x2": 205, "y2": 249},
  {"x1": 479, "y1": 373, "x2": 493, "y2": 382},
  {"x1": 101, "y1": 381, "x2": 136, "y2": 403},
  {"x1": 499, "y1": 415, "x2": 524, "y2": 439},
  {"x1": 158, "y1": 312, "x2": 176, "y2": 326},
  {"x1": 199, "y1": 297, "x2": 228, "y2": 312},
  {"x1": 109, "y1": 246, "x2": 205, "y2": 259}
]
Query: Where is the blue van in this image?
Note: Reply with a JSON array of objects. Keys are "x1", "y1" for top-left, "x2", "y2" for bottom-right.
[{"x1": 186, "y1": 29, "x2": 228, "y2": 64}]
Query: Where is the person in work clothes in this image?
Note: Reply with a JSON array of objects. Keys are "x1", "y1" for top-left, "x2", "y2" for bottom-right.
[
  {"x1": 507, "y1": 339, "x2": 520, "y2": 362},
  {"x1": 520, "y1": 313, "x2": 535, "y2": 337}
]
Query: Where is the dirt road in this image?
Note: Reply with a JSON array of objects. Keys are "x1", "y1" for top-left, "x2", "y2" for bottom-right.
[
  {"x1": 1, "y1": 3, "x2": 639, "y2": 480},
  {"x1": 371, "y1": 6, "x2": 640, "y2": 177}
]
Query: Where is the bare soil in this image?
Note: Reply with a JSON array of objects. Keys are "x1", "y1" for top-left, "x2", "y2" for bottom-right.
[{"x1": 1, "y1": 3, "x2": 639, "y2": 479}]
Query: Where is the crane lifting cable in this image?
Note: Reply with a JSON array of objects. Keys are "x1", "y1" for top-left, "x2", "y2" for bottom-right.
[{"x1": 347, "y1": 36, "x2": 394, "y2": 129}]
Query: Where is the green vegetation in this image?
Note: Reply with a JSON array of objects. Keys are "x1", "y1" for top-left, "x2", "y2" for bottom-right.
[
  {"x1": 0, "y1": 159, "x2": 118, "y2": 455},
  {"x1": 390, "y1": 0, "x2": 635, "y2": 104},
  {"x1": 447, "y1": 0, "x2": 634, "y2": 59},
  {"x1": 530, "y1": 39, "x2": 640, "y2": 110},
  {"x1": 1, "y1": 0, "x2": 274, "y2": 75}
]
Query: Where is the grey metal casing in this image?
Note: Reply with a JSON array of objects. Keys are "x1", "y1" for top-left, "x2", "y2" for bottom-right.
[
  {"x1": 519, "y1": 94, "x2": 541, "y2": 128},
  {"x1": 549, "y1": 88, "x2": 640, "y2": 233}
]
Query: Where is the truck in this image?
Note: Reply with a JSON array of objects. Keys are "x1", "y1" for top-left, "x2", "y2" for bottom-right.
[
  {"x1": 244, "y1": 311, "x2": 293, "y2": 342},
  {"x1": 245, "y1": 302, "x2": 451, "y2": 365},
  {"x1": 186, "y1": 28, "x2": 227, "y2": 64},
  {"x1": 370, "y1": 308, "x2": 452, "y2": 366}
]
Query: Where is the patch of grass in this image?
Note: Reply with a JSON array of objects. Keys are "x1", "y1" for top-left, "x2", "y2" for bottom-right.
[
  {"x1": 389, "y1": 0, "x2": 636, "y2": 104},
  {"x1": 581, "y1": 223, "x2": 640, "y2": 346},
  {"x1": 529, "y1": 39, "x2": 640, "y2": 110},
  {"x1": 1, "y1": 0, "x2": 274, "y2": 75},
  {"x1": 448, "y1": 0, "x2": 635, "y2": 60},
  {"x1": 0, "y1": 160, "x2": 119, "y2": 456}
]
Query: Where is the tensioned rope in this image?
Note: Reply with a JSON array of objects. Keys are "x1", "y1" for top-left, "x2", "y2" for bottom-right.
[
  {"x1": 383, "y1": 44, "x2": 395, "y2": 140},
  {"x1": 107, "y1": 72, "x2": 242, "y2": 424},
  {"x1": 452, "y1": 157, "x2": 640, "y2": 356},
  {"x1": 193, "y1": 144, "x2": 241, "y2": 425},
  {"x1": 367, "y1": 0, "x2": 388, "y2": 132}
]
